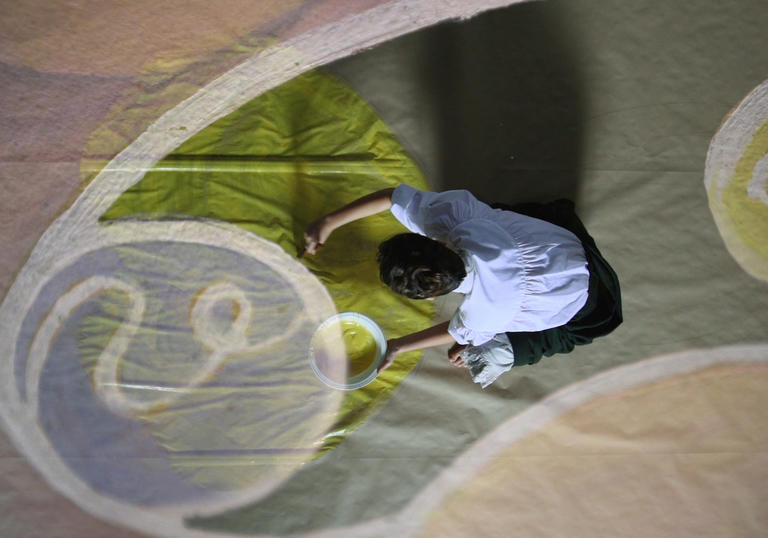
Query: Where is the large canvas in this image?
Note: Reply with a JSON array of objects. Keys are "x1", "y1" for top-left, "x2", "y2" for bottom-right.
[{"x1": 1, "y1": 1, "x2": 767, "y2": 536}]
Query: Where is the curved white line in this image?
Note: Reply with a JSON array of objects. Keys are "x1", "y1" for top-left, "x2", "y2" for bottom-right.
[
  {"x1": 96, "y1": 279, "x2": 306, "y2": 416},
  {"x1": 25, "y1": 276, "x2": 146, "y2": 419},
  {"x1": 748, "y1": 151, "x2": 768, "y2": 204},
  {"x1": 27, "y1": 275, "x2": 308, "y2": 418},
  {"x1": 705, "y1": 80, "x2": 768, "y2": 195}
]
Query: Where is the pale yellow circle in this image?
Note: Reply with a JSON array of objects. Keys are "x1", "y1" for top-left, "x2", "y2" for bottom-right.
[{"x1": 418, "y1": 354, "x2": 768, "y2": 537}]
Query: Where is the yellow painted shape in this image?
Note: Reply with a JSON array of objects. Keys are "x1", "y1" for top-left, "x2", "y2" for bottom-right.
[
  {"x1": 722, "y1": 119, "x2": 768, "y2": 260},
  {"x1": 88, "y1": 69, "x2": 433, "y2": 486},
  {"x1": 708, "y1": 115, "x2": 768, "y2": 282}
]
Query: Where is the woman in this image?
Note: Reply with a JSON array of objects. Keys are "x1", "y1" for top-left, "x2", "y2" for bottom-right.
[{"x1": 304, "y1": 184, "x2": 621, "y2": 387}]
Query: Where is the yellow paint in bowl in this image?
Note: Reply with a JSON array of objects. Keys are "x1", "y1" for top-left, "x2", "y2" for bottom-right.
[
  {"x1": 338, "y1": 319, "x2": 377, "y2": 376},
  {"x1": 310, "y1": 312, "x2": 386, "y2": 390}
]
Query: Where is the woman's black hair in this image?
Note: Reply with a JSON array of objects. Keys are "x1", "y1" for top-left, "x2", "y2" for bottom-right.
[{"x1": 377, "y1": 233, "x2": 466, "y2": 299}]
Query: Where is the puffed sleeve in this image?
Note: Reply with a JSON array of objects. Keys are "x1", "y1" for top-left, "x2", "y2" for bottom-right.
[{"x1": 390, "y1": 184, "x2": 486, "y2": 240}]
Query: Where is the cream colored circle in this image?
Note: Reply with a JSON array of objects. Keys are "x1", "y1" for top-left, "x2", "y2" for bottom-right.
[{"x1": 0, "y1": 221, "x2": 343, "y2": 536}]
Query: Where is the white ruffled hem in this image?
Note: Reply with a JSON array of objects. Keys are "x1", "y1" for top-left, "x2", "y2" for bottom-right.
[{"x1": 461, "y1": 335, "x2": 515, "y2": 388}]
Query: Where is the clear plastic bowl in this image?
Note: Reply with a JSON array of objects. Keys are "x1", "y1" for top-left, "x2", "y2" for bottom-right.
[{"x1": 309, "y1": 312, "x2": 386, "y2": 390}]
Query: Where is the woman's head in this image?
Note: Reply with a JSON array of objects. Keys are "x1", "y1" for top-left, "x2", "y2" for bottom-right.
[{"x1": 377, "y1": 233, "x2": 466, "y2": 299}]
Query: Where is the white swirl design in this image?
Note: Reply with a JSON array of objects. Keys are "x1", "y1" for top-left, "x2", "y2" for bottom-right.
[{"x1": 24, "y1": 277, "x2": 306, "y2": 420}]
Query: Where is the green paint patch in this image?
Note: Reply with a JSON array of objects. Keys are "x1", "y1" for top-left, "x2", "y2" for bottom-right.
[{"x1": 100, "y1": 70, "x2": 434, "y2": 455}]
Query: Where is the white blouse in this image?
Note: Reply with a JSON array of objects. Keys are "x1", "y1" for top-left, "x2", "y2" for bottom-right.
[{"x1": 390, "y1": 184, "x2": 590, "y2": 346}]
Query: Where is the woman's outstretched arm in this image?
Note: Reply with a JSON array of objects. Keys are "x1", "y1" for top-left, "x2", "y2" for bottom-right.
[
  {"x1": 378, "y1": 320, "x2": 468, "y2": 373},
  {"x1": 303, "y1": 187, "x2": 395, "y2": 255}
]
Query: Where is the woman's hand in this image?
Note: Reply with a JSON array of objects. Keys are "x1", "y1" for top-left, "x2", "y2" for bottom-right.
[
  {"x1": 448, "y1": 342, "x2": 468, "y2": 367},
  {"x1": 377, "y1": 339, "x2": 401, "y2": 374},
  {"x1": 303, "y1": 216, "x2": 331, "y2": 255},
  {"x1": 301, "y1": 188, "x2": 395, "y2": 256}
]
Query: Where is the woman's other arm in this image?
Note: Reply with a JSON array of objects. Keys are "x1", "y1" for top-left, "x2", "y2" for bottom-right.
[
  {"x1": 303, "y1": 188, "x2": 395, "y2": 255},
  {"x1": 378, "y1": 320, "x2": 468, "y2": 373}
]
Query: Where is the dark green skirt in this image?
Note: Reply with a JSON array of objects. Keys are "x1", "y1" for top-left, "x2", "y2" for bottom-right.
[{"x1": 491, "y1": 199, "x2": 623, "y2": 367}]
